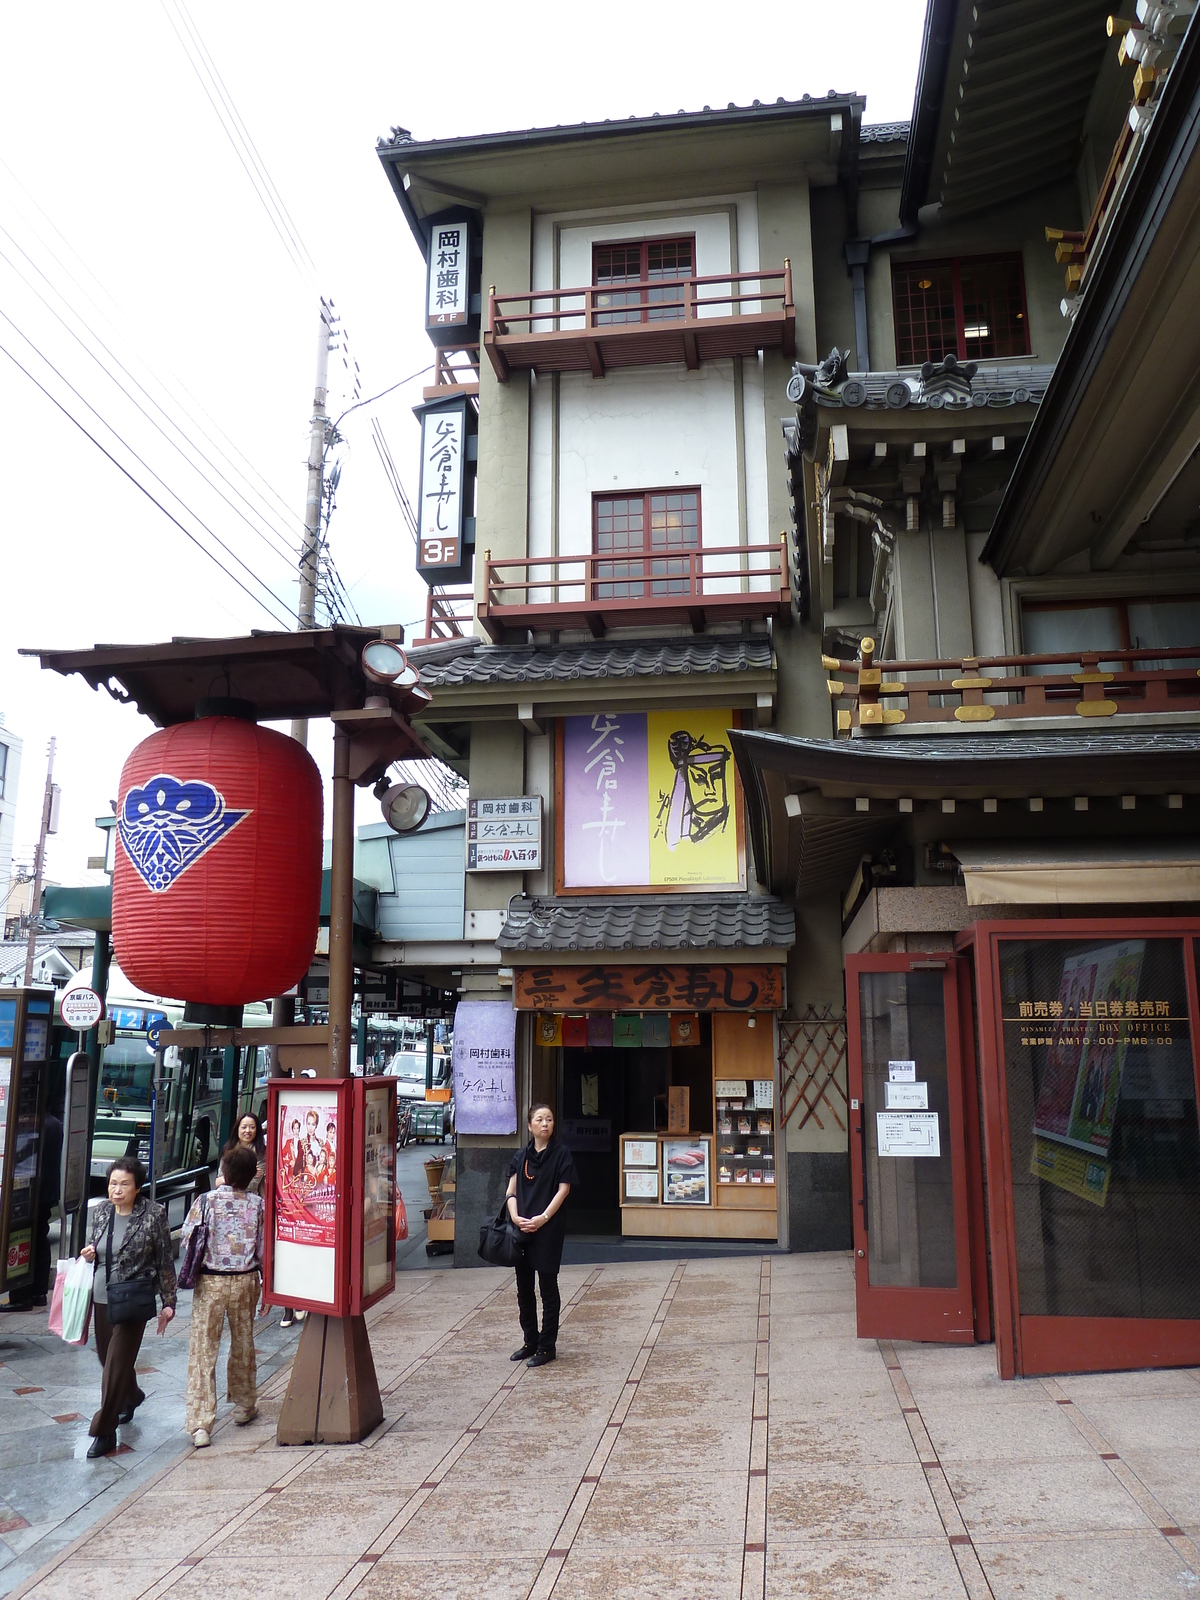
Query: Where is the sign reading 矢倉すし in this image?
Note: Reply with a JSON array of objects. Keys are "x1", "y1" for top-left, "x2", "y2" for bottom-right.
[
  {"x1": 452, "y1": 1001, "x2": 517, "y2": 1135},
  {"x1": 416, "y1": 401, "x2": 466, "y2": 572},
  {"x1": 560, "y1": 710, "x2": 743, "y2": 891}
]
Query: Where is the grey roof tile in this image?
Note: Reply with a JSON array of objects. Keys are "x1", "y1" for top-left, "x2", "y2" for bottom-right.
[
  {"x1": 497, "y1": 894, "x2": 795, "y2": 954},
  {"x1": 418, "y1": 636, "x2": 774, "y2": 689}
]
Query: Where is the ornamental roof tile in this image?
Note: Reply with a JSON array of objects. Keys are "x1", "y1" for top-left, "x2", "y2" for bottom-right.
[
  {"x1": 415, "y1": 636, "x2": 774, "y2": 689},
  {"x1": 497, "y1": 894, "x2": 795, "y2": 954}
]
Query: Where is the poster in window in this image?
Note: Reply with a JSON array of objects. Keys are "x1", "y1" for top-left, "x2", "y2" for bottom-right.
[
  {"x1": 662, "y1": 1138, "x2": 711, "y2": 1204},
  {"x1": 276, "y1": 1096, "x2": 339, "y2": 1249},
  {"x1": 360, "y1": 1085, "x2": 394, "y2": 1300},
  {"x1": 452, "y1": 1000, "x2": 517, "y2": 1134},
  {"x1": 560, "y1": 710, "x2": 742, "y2": 891}
]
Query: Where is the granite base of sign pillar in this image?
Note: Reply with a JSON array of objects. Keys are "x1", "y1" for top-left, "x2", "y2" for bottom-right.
[{"x1": 276, "y1": 1312, "x2": 383, "y2": 1444}]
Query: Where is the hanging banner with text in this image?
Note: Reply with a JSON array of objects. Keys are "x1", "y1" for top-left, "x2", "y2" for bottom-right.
[{"x1": 452, "y1": 1000, "x2": 517, "y2": 1134}]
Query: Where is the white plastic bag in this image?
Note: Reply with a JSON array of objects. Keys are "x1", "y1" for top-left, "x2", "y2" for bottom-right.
[{"x1": 60, "y1": 1255, "x2": 93, "y2": 1345}]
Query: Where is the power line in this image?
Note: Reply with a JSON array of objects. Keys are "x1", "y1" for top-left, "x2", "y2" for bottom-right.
[
  {"x1": 0, "y1": 156, "x2": 312, "y2": 546},
  {"x1": 159, "y1": 0, "x2": 316, "y2": 291},
  {"x1": 0, "y1": 337, "x2": 296, "y2": 628},
  {"x1": 0, "y1": 231, "x2": 301, "y2": 574},
  {"x1": 0, "y1": 313, "x2": 298, "y2": 626}
]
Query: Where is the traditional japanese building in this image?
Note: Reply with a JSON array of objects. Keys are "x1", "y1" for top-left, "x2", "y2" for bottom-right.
[{"x1": 376, "y1": 0, "x2": 1200, "y2": 1382}]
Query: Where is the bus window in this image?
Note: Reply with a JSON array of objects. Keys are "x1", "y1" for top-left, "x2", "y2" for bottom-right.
[{"x1": 99, "y1": 1041, "x2": 155, "y2": 1109}]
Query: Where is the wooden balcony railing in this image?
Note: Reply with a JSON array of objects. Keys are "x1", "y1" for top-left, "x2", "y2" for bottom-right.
[
  {"x1": 484, "y1": 264, "x2": 794, "y2": 381},
  {"x1": 478, "y1": 540, "x2": 789, "y2": 640},
  {"x1": 422, "y1": 344, "x2": 480, "y2": 400},
  {"x1": 826, "y1": 639, "x2": 1200, "y2": 734},
  {"x1": 412, "y1": 587, "x2": 474, "y2": 647}
]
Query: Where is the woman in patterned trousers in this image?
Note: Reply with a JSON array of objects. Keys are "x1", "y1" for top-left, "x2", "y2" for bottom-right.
[{"x1": 181, "y1": 1143, "x2": 266, "y2": 1447}]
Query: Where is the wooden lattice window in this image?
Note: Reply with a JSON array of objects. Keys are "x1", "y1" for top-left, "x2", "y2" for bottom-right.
[
  {"x1": 593, "y1": 489, "x2": 701, "y2": 600},
  {"x1": 593, "y1": 237, "x2": 695, "y2": 325},
  {"x1": 778, "y1": 1005, "x2": 847, "y2": 1134},
  {"x1": 892, "y1": 253, "x2": 1029, "y2": 366}
]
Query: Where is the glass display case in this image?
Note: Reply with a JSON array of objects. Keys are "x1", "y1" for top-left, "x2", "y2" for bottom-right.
[{"x1": 715, "y1": 1081, "x2": 776, "y2": 1196}]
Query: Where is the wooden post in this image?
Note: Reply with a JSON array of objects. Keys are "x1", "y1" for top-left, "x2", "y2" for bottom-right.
[{"x1": 277, "y1": 722, "x2": 383, "y2": 1447}]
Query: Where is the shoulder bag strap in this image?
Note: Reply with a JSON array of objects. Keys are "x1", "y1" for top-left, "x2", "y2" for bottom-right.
[{"x1": 105, "y1": 1206, "x2": 115, "y2": 1280}]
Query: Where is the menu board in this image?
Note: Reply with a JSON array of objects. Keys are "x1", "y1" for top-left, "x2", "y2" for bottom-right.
[{"x1": 663, "y1": 1138, "x2": 711, "y2": 1205}]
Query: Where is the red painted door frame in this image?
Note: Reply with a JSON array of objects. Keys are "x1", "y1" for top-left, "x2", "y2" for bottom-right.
[
  {"x1": 956, "y1": 917, "x2": 1200, "y2": 1379},
  {"x1": 846, "y1": 952, "x2": 977, "y2": 1344}
]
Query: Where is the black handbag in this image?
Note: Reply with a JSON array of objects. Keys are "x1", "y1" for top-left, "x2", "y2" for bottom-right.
[
  {"x1": 104, "y1": 1209, "x2": 158, "y2": 1326},
  {"x1": 478, "y1": 1200, "x2": 525, "y2": 1267}
]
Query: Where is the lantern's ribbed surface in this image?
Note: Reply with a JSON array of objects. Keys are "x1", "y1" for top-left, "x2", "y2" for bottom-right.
[{"x1": 113, "y1": 717, "x2": 323, "y2": 1005}]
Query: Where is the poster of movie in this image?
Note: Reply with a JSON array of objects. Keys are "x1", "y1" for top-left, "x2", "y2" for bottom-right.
[{"x1": 275, "y1": 1096, "x2": 339, "y2": 1249}]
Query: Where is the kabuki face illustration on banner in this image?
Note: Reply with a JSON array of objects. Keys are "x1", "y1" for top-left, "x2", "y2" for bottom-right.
[
  {"x1": 276, "y1": 1098, "x2": 338, "y2": 1249},
  {"x1": 561, "y1": 710, "x2": 741, "y2": 889}
]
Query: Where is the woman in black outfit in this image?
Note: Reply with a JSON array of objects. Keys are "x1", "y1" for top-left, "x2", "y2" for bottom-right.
[{"x1": 505, "y1": 1103, "x2": 577, "y2": 1367}]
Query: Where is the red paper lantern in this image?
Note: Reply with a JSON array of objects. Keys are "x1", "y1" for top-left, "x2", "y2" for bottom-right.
[{"x1": 113, "y1": 716, "x2": 323, "y2": 1006}]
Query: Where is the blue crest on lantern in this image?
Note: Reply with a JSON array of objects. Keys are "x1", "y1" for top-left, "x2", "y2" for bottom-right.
[{"x1": 117, "y1": 774, "x2": 250, "y2": 894}]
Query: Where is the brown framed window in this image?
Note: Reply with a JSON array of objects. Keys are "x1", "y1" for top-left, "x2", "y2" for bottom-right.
[
  {"x1": 593, "y1": 489, "x2": 701, "y2": 599},
  {"x1": 593, "y1": 237, "x2": 694, "y2": 325},
  {"x1": 1021, "y1": 595, "x2": 1200, "y2": 672},
  {"x1": 892, "y1": 253, "x2": 1030, "y2": 365}
]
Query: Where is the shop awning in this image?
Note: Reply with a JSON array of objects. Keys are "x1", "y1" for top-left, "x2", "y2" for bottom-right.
[{"x1": 952, "y1": 841, "x2": 1200, "y2": 907}]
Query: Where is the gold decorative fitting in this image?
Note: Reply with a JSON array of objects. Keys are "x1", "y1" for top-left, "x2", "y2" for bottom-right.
[
  {"x1": 859, "y1": 704, "x2": 883, "y2": 724},
  {"x1": 882, "y1": 708, "x2": 906, "y2": 725},
  {"x1": 955, "y1": 704, "x2": 995, "y2": 722},
  {"x1": 858, "y1": 668, "x2": 882, "y2": 687},
  {"x1": 860, "y1": 637, "x2": 876, "y2": 658},
  {"x1": 836, "y1": 709, "x2": 852, "y2": 733},
  {"x1": 1072, "y1": 671, "x2": 1114, "y2": 684},
  {"x1": 826, "y1": 680, "x2": 846, "y2": 697},
  {"x1": 1075, "y1": 700, "x2": 1119, "y2": 717},
  {"x1": 881, "y1": 681, "x2": 905, "y2": 694},
  {"x1": 952, "y1": 676, "x2": 992, "y2": 690},
  {"x1": 821, "y1": 654, "x2": 842, "y2": 671}
]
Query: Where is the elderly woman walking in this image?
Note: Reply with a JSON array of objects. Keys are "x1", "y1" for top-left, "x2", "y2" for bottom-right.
[
  {"x1": 80, "y1": 1156, "x2": 176, "y2": 1459},
  {"x1": 181, "y1": 1143, "x2": 265, "y2": 1446}
]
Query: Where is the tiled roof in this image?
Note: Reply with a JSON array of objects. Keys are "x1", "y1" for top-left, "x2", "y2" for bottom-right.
[
  {"x1": 417, "y1": 636, "x2": 774, "y2": 688},
  {"x1": 497, "y1": 894, "x2": 795, "y2": 954},
  {"x1": 861, "y1": 121, "x2": 910, "y2": 143}
]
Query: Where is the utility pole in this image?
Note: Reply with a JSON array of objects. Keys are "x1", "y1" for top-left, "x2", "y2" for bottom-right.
[
  {"x1": 22, "y1": 738, "x2": 57, "y2": 986},
  {"x1": 290, "y1": 304, "x2": 333, "y2": 747}
]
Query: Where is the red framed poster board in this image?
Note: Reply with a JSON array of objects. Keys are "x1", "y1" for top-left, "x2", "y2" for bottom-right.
[
  {"x1": 352, "y1": 1076, "x2": 397, "y2": 1314},
  {"x1": 263, "y1": 1078, "x2": 352, "y2": 1317}
]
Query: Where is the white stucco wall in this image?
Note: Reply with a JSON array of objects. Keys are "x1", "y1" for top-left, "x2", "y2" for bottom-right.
[{"x1": 526, "y1": 196, "x2": 773, "y2": 595}]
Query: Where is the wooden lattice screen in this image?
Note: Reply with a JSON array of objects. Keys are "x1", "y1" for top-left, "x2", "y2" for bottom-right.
[{"x1": 779, "y1": 1005, "x2": 847, "y2": 1133}]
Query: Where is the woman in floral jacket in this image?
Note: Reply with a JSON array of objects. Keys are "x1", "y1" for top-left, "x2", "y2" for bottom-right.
[
  {"x1": 81, "y1": 1156, "x2": 177, "y2": 1459},
  {"x1": 180, "y1": 1142, "x2": 266, "y2": 1447}
]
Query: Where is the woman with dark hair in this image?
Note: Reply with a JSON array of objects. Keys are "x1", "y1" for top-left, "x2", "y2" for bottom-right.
[
  {"x1": 80, "y1": 1156, "x2": 176, "y2": 1459},
  {"x1": 181, "y1": 1142, "x2": 265, "y2": 1447},
  {"x1": 220, "y1": 1111, "x2": 265, "y2": 1194},
  {"x1": 504, "y1": 1103, "x2": 577, "y2": 1368}
]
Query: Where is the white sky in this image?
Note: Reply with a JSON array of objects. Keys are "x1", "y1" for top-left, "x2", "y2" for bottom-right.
[{"x1": 0, "y1": 0, "x2": 925, "y2": 890}]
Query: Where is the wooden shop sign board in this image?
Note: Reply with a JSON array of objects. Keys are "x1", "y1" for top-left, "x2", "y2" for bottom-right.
[{"x1": 513, "y1": 964, "x2": 783, "y2": 1013}]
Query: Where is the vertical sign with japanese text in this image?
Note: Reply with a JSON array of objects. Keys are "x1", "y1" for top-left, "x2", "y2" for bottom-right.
[
  {"x1": 452, "y1": 1000, "x2": 517, "y2": 1135},
  {"x1": 426, "y1": 218, "x2": 471, "y2": 329},
  {"x1": 416, "y1": 403, "x2": 465, "y2": 570}
]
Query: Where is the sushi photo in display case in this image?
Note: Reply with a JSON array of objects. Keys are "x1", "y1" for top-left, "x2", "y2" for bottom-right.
[{"x1": 662, "y1": 1138, "x2": 711, "y2": 1205}]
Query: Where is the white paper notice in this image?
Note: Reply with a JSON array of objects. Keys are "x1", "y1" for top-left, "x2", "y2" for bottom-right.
[
  {"x1": 888, "y1": 1059, "x2": 917, "y2": 1082},
  {"x1": 877, "y1": 1111, "x2": 941, "y2": 1158},
  {"x1": 754, "y1": 1080, "x2": 774, "y2": 1110},
  {"x1": 885, "y1": 1082, "x2": 929, "y2": 1111}
]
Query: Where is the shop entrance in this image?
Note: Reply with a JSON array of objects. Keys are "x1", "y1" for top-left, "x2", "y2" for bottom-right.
[
  {"x1": 847, "y1": 954, "x2": 979, "y2": 1344},
  {"x1": 558, "y1": 1024, "x2": 715, "y2": 1234},
  {"x1": 964, "y1": 919, "x2": 1200, "y2": 1378}
]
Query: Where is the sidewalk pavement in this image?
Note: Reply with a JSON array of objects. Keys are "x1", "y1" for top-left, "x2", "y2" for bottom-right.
[{"x1": 4, "y1": 1249, "x2": 1200, "y2": 1600}]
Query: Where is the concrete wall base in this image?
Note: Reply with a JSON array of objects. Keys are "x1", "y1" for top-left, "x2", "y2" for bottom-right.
[{"x1": 787, "y1": 1151, "x2": 852, "y2": 1252}]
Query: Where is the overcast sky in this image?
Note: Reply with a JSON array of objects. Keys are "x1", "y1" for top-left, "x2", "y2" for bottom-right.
[{"x1": 0, "y1": 1, "x2": 925, "y2": 891}]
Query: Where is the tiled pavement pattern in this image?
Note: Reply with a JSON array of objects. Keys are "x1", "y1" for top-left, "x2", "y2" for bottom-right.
[{"x1": 6, "y1": 1252, "x2": 1200, "y2": 1599}]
